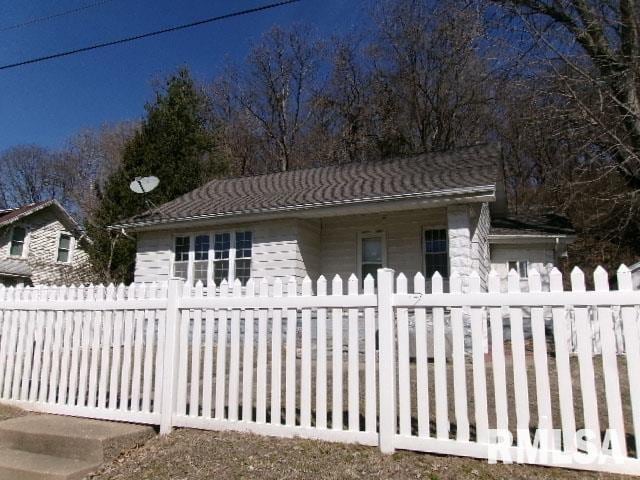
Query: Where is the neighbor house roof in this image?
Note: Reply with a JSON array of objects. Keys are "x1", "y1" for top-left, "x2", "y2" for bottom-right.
[
  {"x1": 0, "y1": 199, "x2": 83, "y2": 236},
  {"x1": 0, "y1": 258, "x2": 32, "y2": 278},
  {"x1": 489, "y1": 214, "x2": 575, "y2": 240},
  {"x1": 114, "y1": 143, "x2": 501, "y2": 230}
]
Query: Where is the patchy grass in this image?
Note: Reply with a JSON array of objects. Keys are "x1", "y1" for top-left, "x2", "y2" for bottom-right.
[
  {"x1": 91, "y1": 428, "x2": 628, "y2": 480},
  {"x1": 0, "y1": 402, "x2": 27, "y2": 422}
]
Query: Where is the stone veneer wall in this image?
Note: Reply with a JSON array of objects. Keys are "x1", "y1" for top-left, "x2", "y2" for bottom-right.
[{"x1": 447, "y1": 205, "x2": 472, "y2": 288}]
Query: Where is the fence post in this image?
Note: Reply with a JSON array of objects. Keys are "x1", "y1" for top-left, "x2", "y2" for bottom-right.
[
  {"x1": 377, "y1": 268, "x2": 396, "y2": 453},
  {"x1": 160, "y1": 277, "x2": 183, "y2": 435}
]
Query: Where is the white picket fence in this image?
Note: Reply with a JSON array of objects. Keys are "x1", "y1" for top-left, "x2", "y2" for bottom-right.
[{"x1": 0, "y1": 266, "x2": 639, "y2": 475}]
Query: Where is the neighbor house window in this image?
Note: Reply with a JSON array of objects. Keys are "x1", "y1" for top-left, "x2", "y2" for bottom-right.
[
  {"x1": 193, "y1": 234, "x2": 209, "y2": 286},
  {"x1": 508, "y1": 260, "x2": 528, "y2": 279},
  {"x1": 424, "y1": 229, "x2": 448, "y2": 278},
  {"x1": 360, "y1": 234, "x2": 384, "y2": 285},
  {"x1": 9, "y1": 226, "x2": 26, "y2": 257},
  {"x1": 56, "y1": 233, "x2": 72, "y2": 263},
  {"x1": 173, "y1": 236, "x2": 190, "y2": 280},
  {"x1": 234, "y1": 231, "x2": 252, "y2": 285}
]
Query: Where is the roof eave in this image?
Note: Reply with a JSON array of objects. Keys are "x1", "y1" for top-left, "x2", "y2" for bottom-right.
[
  {"x1": 112, "y1": 185, "x2": 496, "y2": 233},
  {"x1": 489, "y1": 234, "x2": 576, "y2": 244}
]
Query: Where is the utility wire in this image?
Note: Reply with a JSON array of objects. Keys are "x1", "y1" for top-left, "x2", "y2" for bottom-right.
[
  {"x1": 0, "y1": 0, "x2": 118, "y2": 33},
  {"x1": 0, "y1": 0, "x2": 301, "y2": 71}
]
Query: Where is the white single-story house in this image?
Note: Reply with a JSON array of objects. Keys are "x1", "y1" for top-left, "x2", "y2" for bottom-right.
[
  {"x1": 0, "y1": 200, "x2": 93, "y2": 286},
  {"x1": 112, "y1": 144, "x2": 574, "y2": 292}
]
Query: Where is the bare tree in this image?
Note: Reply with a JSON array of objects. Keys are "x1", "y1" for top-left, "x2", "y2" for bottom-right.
[
  {"x1": 490, "y1": 0, "x2": 640, "y2": 267},
  {"x1": 212, "y1": 25, "x2": 324, "y2": 173},
  {"x1": 59, "y1": 121, "x2": 137, "y2": 219},
  {"x1": 368, "y1": 0, "x2": 499, "y2": 154},
  {"x1": 0, "y1": 145, "x2": 63, "y2": 208}
]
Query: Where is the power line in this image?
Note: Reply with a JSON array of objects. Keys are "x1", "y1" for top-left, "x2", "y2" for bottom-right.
[
  {"x1": 0, "y1": 0, "x2": 301, "y2": 71},
  {"x1": 0, "y1": 0, "x2": 118, "y2": 33}
]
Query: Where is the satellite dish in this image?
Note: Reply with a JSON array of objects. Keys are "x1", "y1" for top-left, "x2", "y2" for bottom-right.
[{"x1": 130, "y1": 176, "x2": 159, "y2": 194}]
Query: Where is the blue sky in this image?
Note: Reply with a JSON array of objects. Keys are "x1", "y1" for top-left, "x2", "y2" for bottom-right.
[{"x1": 0, "y1": 0, "x2": 362, "y2": 151}]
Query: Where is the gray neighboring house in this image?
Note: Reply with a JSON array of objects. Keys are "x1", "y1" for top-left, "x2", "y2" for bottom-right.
[
  {"x1": 0, "y1": 200, "x2": 93, "y2": 287},
  {"x1": 112, "y1": 144, "x2": 574, "y2": 292}
]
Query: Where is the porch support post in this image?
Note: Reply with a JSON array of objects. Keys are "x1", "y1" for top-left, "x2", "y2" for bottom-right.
[
  {"x1": 377, "y1": 268, "x2": 396, "y2": 453},
  {"x1": 447, "y1": 205, "x2": 472, "y2": 287}
]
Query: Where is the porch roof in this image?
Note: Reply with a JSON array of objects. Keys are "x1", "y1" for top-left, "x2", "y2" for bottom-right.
[
  {"x1": 0, "y1": 258, "x2": 32, "y2": 278},
  {"x1": 113, "y1": 144, "x2": 501, "y2": 231}
]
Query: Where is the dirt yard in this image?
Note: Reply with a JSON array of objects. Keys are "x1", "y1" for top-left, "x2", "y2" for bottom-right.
[{"x1": 89, "y1": 427, "x2": 630, "y2": 480}]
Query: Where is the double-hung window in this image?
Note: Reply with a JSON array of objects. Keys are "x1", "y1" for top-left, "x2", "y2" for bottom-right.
[
  {"x1": 173, "y1": 236, "x2": 190, "y2": 281},
  {"x1": 213, "y1": 233, "x2": 231, "y2": 286},
  {"x1": 424, "y1": 229, "x2": 448, "y2": 278},
  {"x1": 360, "y1": 233, "x2": 384, "y2": 286},
  {"x1": 56, "y1": 233, "x2": 72, "y2": 263},
  {"x1": 234, "y1": 231, "x2": 252, "y2": 285},
  {"x1": 10, "y1": 226, "x2": 26, "y2": 257},
  {"x1": 508, "y1": 260, "x2": 528, "y2": 279},
  {"x1": 193, "y1": 235, "x2": 209, "y2": 285}
]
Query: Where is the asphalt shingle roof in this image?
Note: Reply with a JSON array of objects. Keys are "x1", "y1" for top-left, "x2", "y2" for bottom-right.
[
  {"x1": 490, "y1": 214, "x2": 575, "y2": 236},
  {"x1": 0, "y1": 201, "x2": 52, "y2": 227},
  {"x1": 118, "y1": 144, "x2": 501, "y2": 228}
]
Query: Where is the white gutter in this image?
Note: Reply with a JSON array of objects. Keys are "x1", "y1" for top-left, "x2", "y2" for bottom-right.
[{"x1": 112, "y1": 184, "x2": 496, "y2": 232}]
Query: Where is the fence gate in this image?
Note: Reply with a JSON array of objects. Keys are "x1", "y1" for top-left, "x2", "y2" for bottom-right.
[{"x1": 0, "y1": 265, "x2": 639, "y2": 476}]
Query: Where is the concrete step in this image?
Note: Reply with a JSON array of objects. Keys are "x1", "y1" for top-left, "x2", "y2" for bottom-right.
[
  {"x1": 0, "y1": 447, "x2": 99, "y2": 480},
  {"x1": 0, "y1": 414, "x2": 154, "y2": 463}
]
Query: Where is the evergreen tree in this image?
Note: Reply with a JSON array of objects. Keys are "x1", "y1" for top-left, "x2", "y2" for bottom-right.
[{"x1": 86, "y1": 68, "x2": 227, "y2": 283}]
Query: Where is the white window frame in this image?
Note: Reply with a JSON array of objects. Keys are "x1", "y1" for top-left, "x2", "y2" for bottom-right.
[
  {"x1": 54, "y1": 231, "x2": 75, "y2": 264},
  {"x1": 8, "y1": 225, "x2": 29, "y2": 259},
  {"x1": 508, "y1": 260, "x2": 529, "y2": 279},
  {"x1": 356, "y1": 231, "x2": 387, "y2": 288},
  {"x1": 422, "y1": 226, "x2": 449, "y2": 279},
  {"x1": 171, "y1": 234, "x2": 191, "y2": 282},
  {"x1": 170, "y1": 230, "x2": 253, "y2": 285}
]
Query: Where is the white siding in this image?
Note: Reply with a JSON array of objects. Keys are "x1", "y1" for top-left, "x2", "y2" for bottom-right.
[
  {"x1": 134, "y1": 231, "x2": 172, "y2": 283},
  {"x1": 319, "y1": 208, "x2": 447, "y2": 281},
  {"x1": 0, "y1": 208, "x2": 92, "y2": 285},
  {"x1": 134, "y1": 219, "x2": 306, "y2": 284},
  {"x1": 490, "y1": 244, "x2": 555, "y2": 291}
]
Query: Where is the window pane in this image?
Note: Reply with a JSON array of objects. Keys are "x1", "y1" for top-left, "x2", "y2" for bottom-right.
[
  {"x1": 425, "y1": 229, "x2": 448, "y2": 277},
  {"x1": 174, "y1": 236, "x2": 190, "y2": 262},
  {"x1": 213, "y1": 260, "x2": 229, "y2": 286},
  {"x1": 57, "y1": 249, "x2": 69, "y2": 263},
  {"x1": 425, "y1": 252, "x2": 448, "y2": 278},
  {"x1": 362, "y1": 263, "x2": 381, "y2": 285},
  {"x1": 425, "y1": 229, "x2": 447, "y2": 253},
  {"x1": 508, "y1": 261, "x2": 518, "y2": 273},
  {"x1": 10, "y1": 227, "x2": 25, "y2": 256},
  {"x1": 214, "y1": 233, "x2": 230, "y2": 259},
  {"x1": 194, "y1": 260, "x2": 208, "y2": 286},
  {"x1": 12, "y1": 227, "x2": 26, "y2": 242},
  {"x1": 362, "y1": 237, "x2": 382, "y2": 263},
  {"x1": 10, "y1": 242, "x2": 23, "y2": 257},
  {"x1": 235, "y1": 231, "x2": 252, "y2": 258},
  {"x1": 235, "y1": 258, "x2": 251, "y2": 285},
  {"x1": 195, "y1": 235, "x2": 209, "y2": 261},
  {"x1": 59, "y1": 234, "x2": 71, "y2": 250},
  {"x1": 518, "y1": 261, "x2": 528, "y2": 278},
  {"x1": 174, "y1": 262, "x2": 188, "y2": 281}
]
